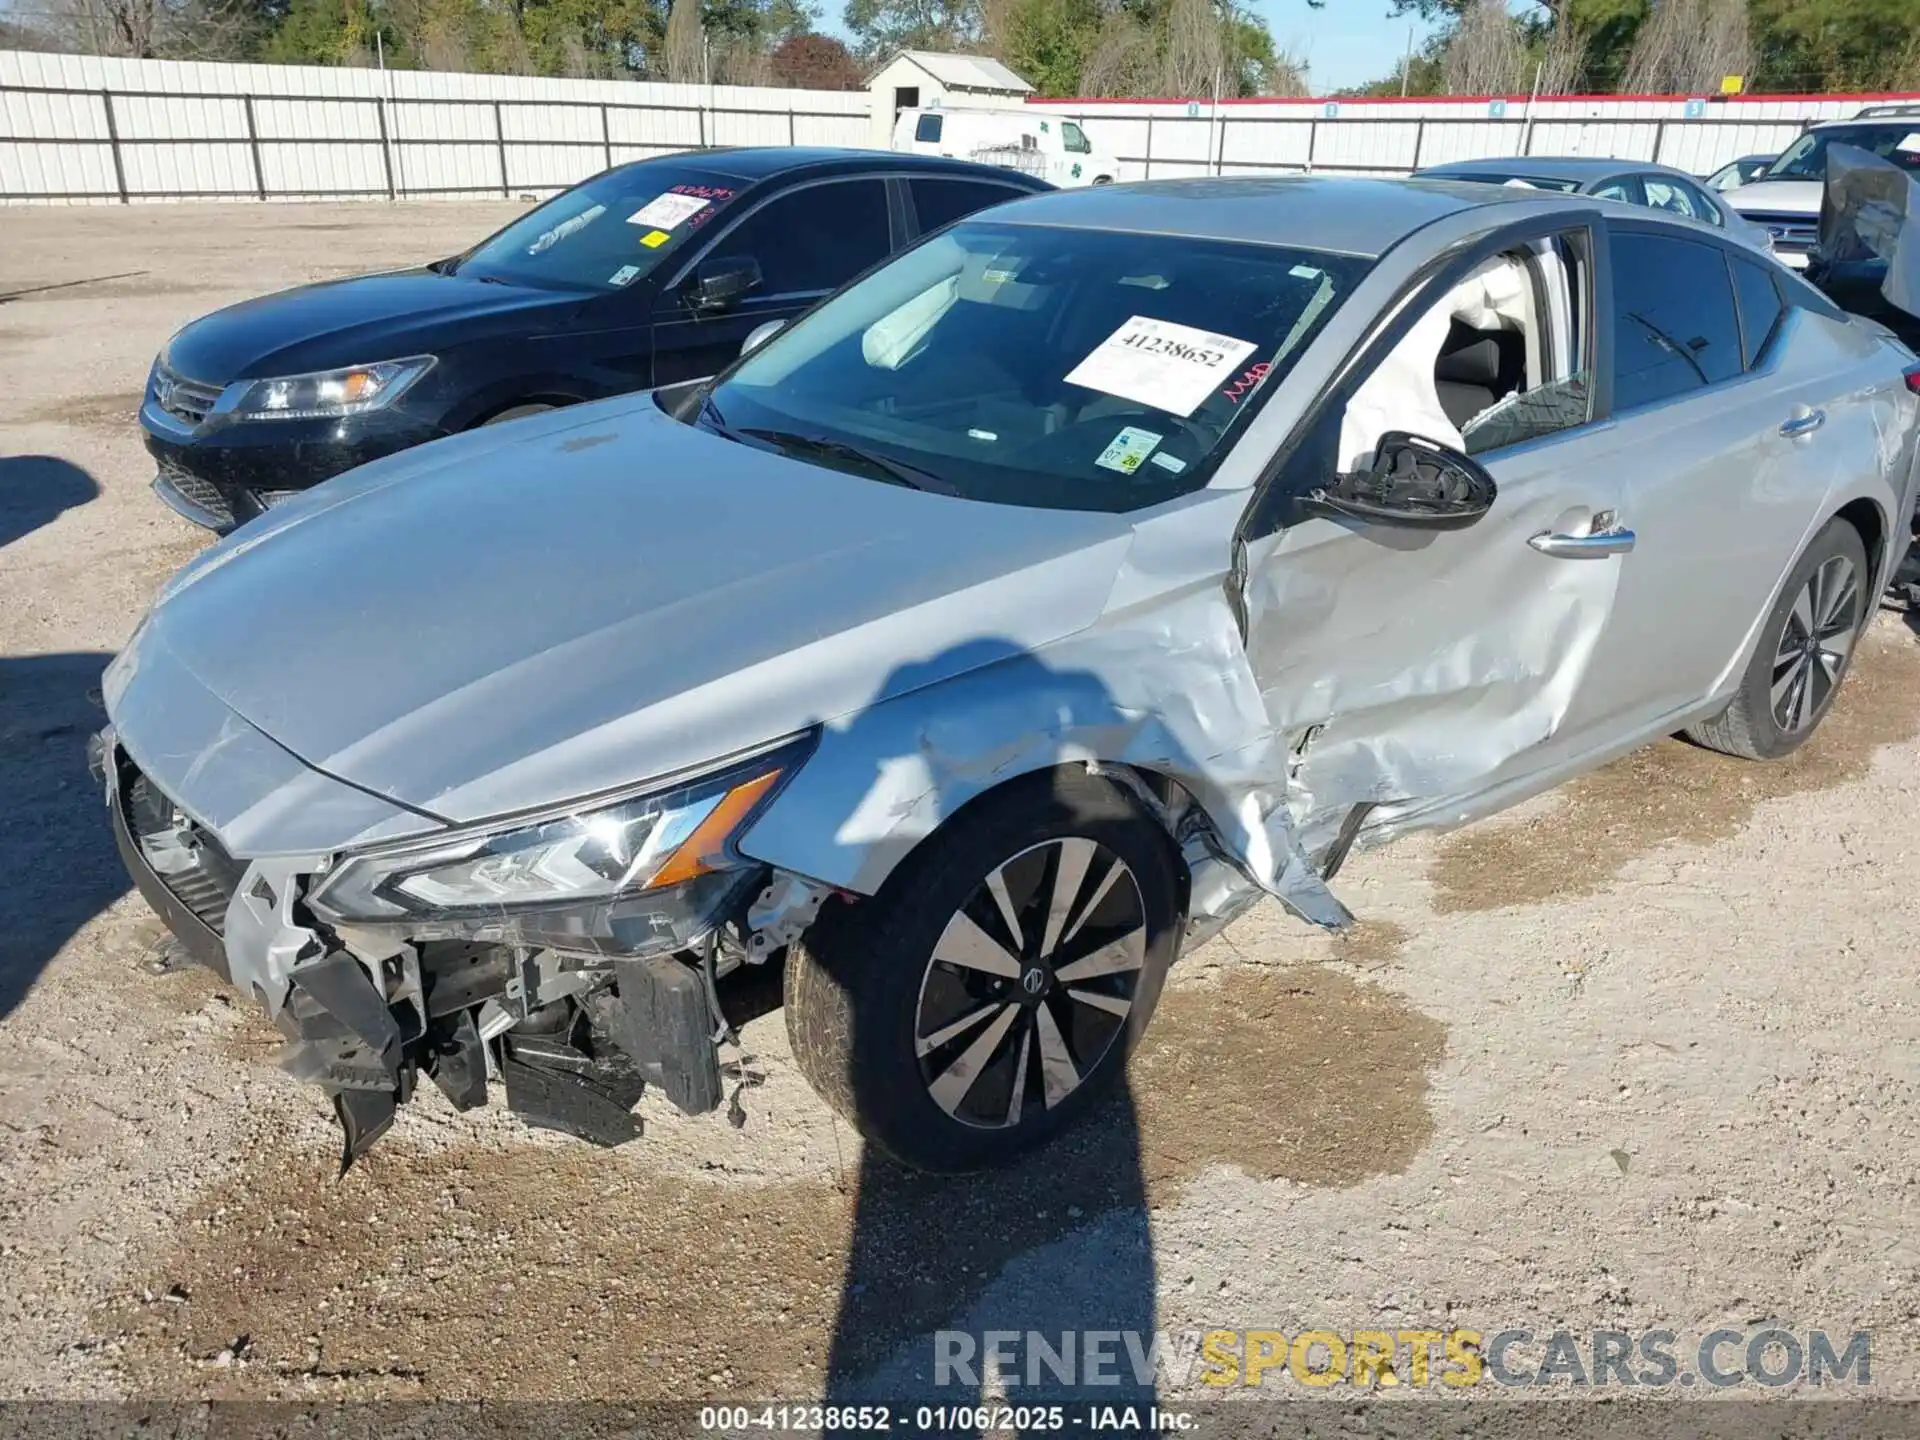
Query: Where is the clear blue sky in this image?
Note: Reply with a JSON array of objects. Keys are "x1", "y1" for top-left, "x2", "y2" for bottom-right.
[{"x1": 1268, "y1": 1, "x2": 1442, "y2": 94}]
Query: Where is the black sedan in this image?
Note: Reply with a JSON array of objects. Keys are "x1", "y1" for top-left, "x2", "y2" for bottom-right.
[{"x1": 142, "y1": 147, "x2": 1050, "y2": 532}]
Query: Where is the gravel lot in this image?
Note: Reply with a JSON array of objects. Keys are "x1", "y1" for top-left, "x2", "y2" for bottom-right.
[{"x1": 2, "y1": 201, "x2": 1918, "y2": 1411}]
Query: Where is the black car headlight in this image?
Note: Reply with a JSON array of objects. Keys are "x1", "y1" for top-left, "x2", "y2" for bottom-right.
[
  {"x1": 306, "y1": 740, "x2": 807, "y2": 957},
  {"x1": 225, "y1": 357, "x2": 435, "y2": 422}
]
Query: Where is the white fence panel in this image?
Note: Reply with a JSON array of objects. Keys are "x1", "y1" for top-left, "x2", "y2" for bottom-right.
[{"x1": 6, "y1": 50, "x2": 1918, "y2": 205}]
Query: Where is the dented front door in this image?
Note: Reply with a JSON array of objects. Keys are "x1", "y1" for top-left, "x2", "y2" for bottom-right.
[{"x1": 1237, "y1": 424, "x2": 1632, "y2": 843}]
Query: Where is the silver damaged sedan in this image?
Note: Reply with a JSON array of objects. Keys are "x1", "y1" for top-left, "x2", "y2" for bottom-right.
[{"x1": 99, "y1": 177, "x2": 1920, "y2": 1172}]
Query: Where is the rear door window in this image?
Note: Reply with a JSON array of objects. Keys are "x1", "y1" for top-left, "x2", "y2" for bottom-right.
[
  {"x1": 1591, "y1": 176, "x2": 1644, "y2": 205},
  {"x1": 1730, "y1": 253, "x2": 1786, "y2": 368},
  {"x1": 908, "y1": 177, "x2": 1029, "y2": 235},
  {"x1": 1641, "y1": 176, "x2": 1700, "y2": 219},
  {"x1": 915, "y1": 113, "x2": 943, "y2": 143},
  {"x1": 1607, "y1": 231, "x2": 1743, "y2": 411}
]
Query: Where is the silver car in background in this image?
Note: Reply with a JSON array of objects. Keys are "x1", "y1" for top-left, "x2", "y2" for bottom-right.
[
  {"x1": 1415, "y1": 156, "x2": 1777, "y2": 255},
  {"x1": 99, "y1": 177, "x2": 1920, "y2": 1174}
]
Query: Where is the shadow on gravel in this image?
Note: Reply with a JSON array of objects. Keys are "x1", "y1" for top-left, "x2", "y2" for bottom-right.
[
  {"x1": 0, "y1": 456, "x2": 118, "y2": 1022},
  {"x1": 0, "y1": 651, "x2": 121, "y2": 1022},
  {"x1": 0, "y1": 453, "x2": 97, "y2": 552}
]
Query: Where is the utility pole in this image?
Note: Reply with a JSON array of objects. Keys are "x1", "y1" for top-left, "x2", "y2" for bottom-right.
[{"x1": 1401, "y1": 26, "x2": 1413, "y2": 97}]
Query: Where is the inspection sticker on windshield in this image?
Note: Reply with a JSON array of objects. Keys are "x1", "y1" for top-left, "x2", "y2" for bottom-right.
[
  {"x1": 1065, "y1": 316, "x2": 1257, "y2": 418},
  {"x1": 608, "y1": 264, "x2": 643, "y2": 286},
  {"x1": 1094, "y1": 425, "x2": 1162, "y2": 475},
  {"x1": 637, "y1": 229, "x2": 672, "y2": 249},
  {"x1": 627, "y1": 192, "x2": 711, "y2": 230}
]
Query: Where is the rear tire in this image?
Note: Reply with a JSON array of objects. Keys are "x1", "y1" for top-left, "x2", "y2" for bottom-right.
[
  {"x1": 1687, "y1": 518, "x2": 1868, "y2": 760},
  {"x1": 784, "y1": 768, "x2": 1180, "y2": 1173}
]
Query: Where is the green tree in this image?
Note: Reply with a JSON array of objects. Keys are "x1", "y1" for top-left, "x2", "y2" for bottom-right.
[
  {"x1": 1750, "y1": 0, "x2": 1920, "y2": 91},
  {"x1": 842, "y1": 0, "x2": 983, "y2": 57}
]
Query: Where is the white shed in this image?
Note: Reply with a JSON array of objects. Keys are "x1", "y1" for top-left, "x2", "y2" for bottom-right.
[{"x1": 866, "y1": 50, "x2": 1034, "y2": 146}]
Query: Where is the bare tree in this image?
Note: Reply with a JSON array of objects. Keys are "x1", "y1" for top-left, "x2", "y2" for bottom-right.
[
  {"x1": 1079, "y1": 10, "x2": 1159, "y2": 97},
  {"x1": 1536, "y1": 16, "x2": 1586, "y2": 95},
  {"x1": 1441, "y1": 0, "x2": 1528, "y2": 95},
  {"x1": 714, "y1": 35, "x2": 773, "y2": 85},
  {"x1": 53, "y1": 0, "x2": 258, "y2": 60},
  {"x1": 1162, "y1": 0, "x2": 1225, "y2": 96},
  {"x1": 1262, "y1": 41, "x2": 1309, "y2": 96},
  {"x1": 663, "y1": 0, "x2": 705, "y2": 83},
  {"x1": 1623, "y1": 0, "x2": 1752, "y2": 94}
]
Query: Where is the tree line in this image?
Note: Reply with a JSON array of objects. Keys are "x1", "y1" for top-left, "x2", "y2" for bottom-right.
[
  {"x1": 0, "y1": 0, "x2": 1912, "y2": 97},
  {"x1": 1363, "y1": 0, "x2": 1920, "y2": 99}
]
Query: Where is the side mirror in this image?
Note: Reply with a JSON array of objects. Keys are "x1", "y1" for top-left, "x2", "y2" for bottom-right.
[
  {"x1": 740, "y1": 319, "x2": 786, "y2": 357},
  {"x1": 1300, "y1": 431, "x2": 1496, "y2": 531},
  {"x1": 690, "y1": 256, "x2": 762, "y2": 314}
]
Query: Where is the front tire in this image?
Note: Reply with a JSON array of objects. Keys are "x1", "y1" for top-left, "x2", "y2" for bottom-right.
[
  {"x1": 784, "y1": 768, "x2": 1180, "y2": 1173},
  {"x1": 1688, "y1": 518, "x2": 1868, "y2": 760}
]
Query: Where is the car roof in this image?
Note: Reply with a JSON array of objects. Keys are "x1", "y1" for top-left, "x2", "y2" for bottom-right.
[
  {"x1": 1813, "y1": 112, "x2": 1920, "y2": 130},
  {"x1": 972, "y1": 175, "x2": 1569, "y2": 258},
  {"x1": 617, "y1": 146, "x2": 1048, "y2": 186},
  {"x1": 1418, "y1": 155, "x2": 1698, "y2": 185}
]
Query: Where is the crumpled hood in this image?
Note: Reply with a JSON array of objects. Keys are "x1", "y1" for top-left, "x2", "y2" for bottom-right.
[
  {"x1": 142, "y1": 396, "x2": 1134, "y2": 826},
  {"x1": 162, "y1": 268, "x2": 575, "y2": 382},
  {"x1": 1726, "y1": 179, "x2": 1824, "y2": 218}
]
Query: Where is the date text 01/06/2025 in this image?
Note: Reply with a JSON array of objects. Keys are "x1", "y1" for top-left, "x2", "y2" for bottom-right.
[{"x1": 697, "y1": 1404, "x2": 1197, "y2": 1432}]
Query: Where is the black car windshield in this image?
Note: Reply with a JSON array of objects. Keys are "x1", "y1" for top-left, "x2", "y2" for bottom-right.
[
  {"x1": 705, "y1": 222, "x2": 1371, "y2": 513},
  {"x1": 1765, "y1": 125, "x2": 1920, "y2": 180},
  {"x1": 454, "y1": 163, "x2": 745, "y2": 291}
]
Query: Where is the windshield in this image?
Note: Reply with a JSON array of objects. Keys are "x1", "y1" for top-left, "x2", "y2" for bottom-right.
[
  {"x1": 1764, "y1": 125, "x2": 1920, "y2": 181},
  {"x1": 455, "y1": 163, "x2": 746, "y2": 292},
  {"x1": 705, "y1": 222, "x2": 1370, "y2": 513},
  {"x1": 1443, "y1": 172, "x2": 1582, "y2": 193}
]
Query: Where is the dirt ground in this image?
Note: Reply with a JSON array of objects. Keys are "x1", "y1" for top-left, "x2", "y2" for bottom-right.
[{"x1": 2, "y1": 202, "x2": 1918, "y2": 1412}]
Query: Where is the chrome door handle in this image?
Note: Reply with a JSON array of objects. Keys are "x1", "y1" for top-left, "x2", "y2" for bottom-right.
[
  {"x1": 1529, "y1": 526, "x2": 1636, "y2": 558},
  {"x1": 1780, "y1": 409, "x2": 1826, "y2": 438}
]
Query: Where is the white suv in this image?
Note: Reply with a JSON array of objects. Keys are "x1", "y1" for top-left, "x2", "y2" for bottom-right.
[{"x1": 1724, "y1": 105, "x2": 1920, "y2": 268}]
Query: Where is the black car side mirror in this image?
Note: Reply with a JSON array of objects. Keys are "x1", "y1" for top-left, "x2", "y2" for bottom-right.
[
  {"x1": 690, "y1": 256, "x2": 763, "y2": 314},
  {"x1": 1299, "y1": 431, "x2": 1496, "y2": 531}
]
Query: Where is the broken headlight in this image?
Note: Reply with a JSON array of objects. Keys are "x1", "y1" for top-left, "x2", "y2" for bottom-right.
[
  {"x1": 225, "y1": 357, "x2": 435, "y2": 421},
  {"x1": 308, "y1": 740, "x2": 803, "y2": 926}
]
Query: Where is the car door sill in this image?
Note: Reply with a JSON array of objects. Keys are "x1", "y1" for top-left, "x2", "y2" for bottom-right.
[{"x1": 1351, "y1": 694, "x2": 1733, "y2": 854}]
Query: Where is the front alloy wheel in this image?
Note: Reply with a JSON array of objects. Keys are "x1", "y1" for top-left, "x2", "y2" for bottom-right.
[
  {"x1": 916, "y1": 838, "x2": 1145, "y2": 1130},
  {"x1": 785, "y1": 769, "x2": 1179, "y2": 1172}
]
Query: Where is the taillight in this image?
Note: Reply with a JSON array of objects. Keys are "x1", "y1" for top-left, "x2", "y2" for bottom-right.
[{"x1": 1907, "y1": 362, "x2": 1920, "y2": 396}]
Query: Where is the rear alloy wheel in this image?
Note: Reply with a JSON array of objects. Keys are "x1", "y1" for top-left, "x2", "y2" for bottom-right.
[
  {"x1": 1688, "y1": 518, "x2": 1868, "y2": 760},
  {"x1": 785, "y1": 769, "x2": 1178, "y2": 1172}
]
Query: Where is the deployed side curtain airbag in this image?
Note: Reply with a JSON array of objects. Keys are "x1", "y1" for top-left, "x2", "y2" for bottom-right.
[{"x1": 1337, "y1": 256, "x2": 1533, "y2": 472}]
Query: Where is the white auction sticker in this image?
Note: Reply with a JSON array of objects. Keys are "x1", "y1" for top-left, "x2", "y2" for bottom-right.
[
  {"x1": 627, "y1": 192, "x2": 711, "y2": 229},
  {"x1": 1065, "y1": 316, "x2": 1258, "y2": 418},
  {"x1": 1094, "y1": 425, "x2": 1162, "y2": 475}
]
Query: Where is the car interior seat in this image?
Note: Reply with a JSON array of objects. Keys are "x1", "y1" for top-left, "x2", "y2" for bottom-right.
[{"x1": 1433, "y1": 320, "x2": 1527, "y2": 428}]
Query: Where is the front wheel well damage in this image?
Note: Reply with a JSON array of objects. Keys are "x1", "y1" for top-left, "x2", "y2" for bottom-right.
[{"x1": 820, "y1": 759, "x2": 1263, "y2": 957}]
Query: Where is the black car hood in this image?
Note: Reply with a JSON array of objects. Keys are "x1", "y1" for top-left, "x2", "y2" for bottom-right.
[{"x1": 161, "y1": 267, "x2": 585, "y2": 383}]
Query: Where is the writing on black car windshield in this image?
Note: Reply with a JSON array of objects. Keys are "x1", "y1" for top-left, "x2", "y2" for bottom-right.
[
  {"x1": 709, "y1": 222, "x2": 1368, "y2": 512},
  {"x1": 455, "y1": 166, "x2": 740, "y2": 291}
]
